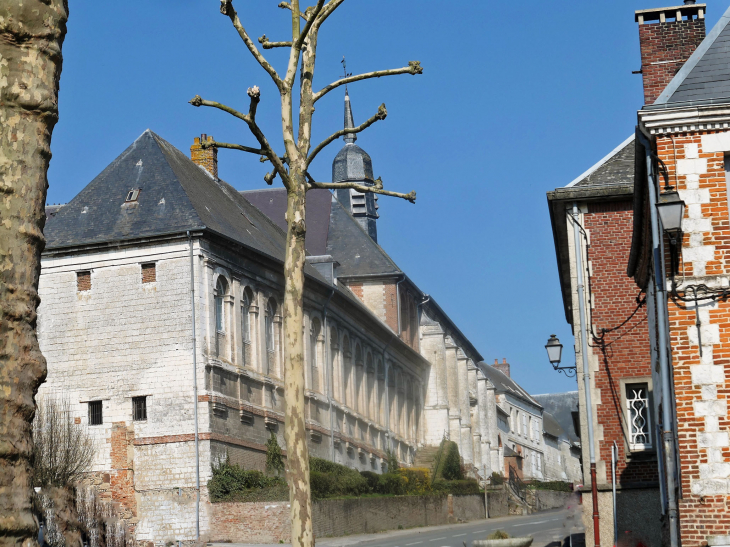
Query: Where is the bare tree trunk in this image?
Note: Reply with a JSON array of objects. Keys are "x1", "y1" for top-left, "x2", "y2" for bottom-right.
[
  {"x1": 282, "y1": 182, "x2": 312, "y2": 546},
  {"x1": 195, "y1": 3, "x2": 421, "y2": 545},
  {"x1": 0, "y1": 2, "x2": 68, "y2": 546}
]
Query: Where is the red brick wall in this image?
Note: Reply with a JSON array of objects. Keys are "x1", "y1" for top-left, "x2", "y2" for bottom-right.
[
  {"x1": 655, "y1": 132, "x2": 730, "y2": 546},
  {"x1": 638, "y1": 19, "x2": 705, "y2": 105},
  {"x1": 110, "y1": 422, "x2": 137, "y2": 518},
  {"x1": 584, "y1": 201, "x2": 658, "y2": 485}
]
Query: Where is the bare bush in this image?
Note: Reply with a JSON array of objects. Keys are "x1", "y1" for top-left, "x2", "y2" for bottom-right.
[{"x1": 32, "y1": 397, "x2": 95, "y2": 488}]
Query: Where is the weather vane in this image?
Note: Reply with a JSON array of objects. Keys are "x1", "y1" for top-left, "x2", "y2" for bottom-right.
[{"x1": 341, "y1": 56, "x2": 352, "y2": 90}]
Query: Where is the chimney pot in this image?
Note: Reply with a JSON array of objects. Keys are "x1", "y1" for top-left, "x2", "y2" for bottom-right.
[
  {"x1": 191, "y1": 134, "x2": 218, "y2": 179},
  {"x1": 494, "y1": 359, "x2": 498, "y2": 365}
]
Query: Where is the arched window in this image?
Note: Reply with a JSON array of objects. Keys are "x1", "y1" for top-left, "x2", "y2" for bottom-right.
[
  {"x1": 215, "y1": 277, "x2": 228, "y2": 333},
  {"x1": 310, "y1": 317, "x2": 321, "y2": 392},
  {"x1": 365, "y1": 353, "x2": 374, "y2": 419},
  {"x1": 265, "y1": 298, "x2": 277, "y2": 375},
  {"x1": 241, "y1": 287, "x2": 253, "y2": 367},
  {"x1": 342, "y1": 336, "x2": 351, "y2": 406}
]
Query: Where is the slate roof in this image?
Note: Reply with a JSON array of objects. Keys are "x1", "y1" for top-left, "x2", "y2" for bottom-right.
[
  {"x1": 242, "y1": 188, "x2": 333, "y2": 256},
  {"x1": 532, "y1": 391, "x2": 580, "y2": 444},
  {"x1": 565, "y1": 134, "x2": 635, "y2": 190},
  {"x1": 654, "y1": 5, "x2": 730, "y2": 106},
  {"x1": 542, "y1": 411, "x2": 565, "y2": 440},
  {"x1": 478, "y1": 362, "x2": 541, "y2": 409},
  {"x1": 44, "y1": 131, "x2": 312, "y2": 277}
]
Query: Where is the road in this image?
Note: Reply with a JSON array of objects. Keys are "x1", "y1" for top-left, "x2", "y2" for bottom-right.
[
  {"x1": 215, "y1": 507, "x2": 585, "y2": 547},
  {"x1": 315, "y1": 508, "x2": 585, "y2": 547}
]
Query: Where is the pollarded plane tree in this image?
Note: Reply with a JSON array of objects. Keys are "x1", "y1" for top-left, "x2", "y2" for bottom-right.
[
  {"x1": 190, "y1": 1, "x2": 422, "y2": 546},
  {"x1": 0, "y1": 2, "x2": 68, "y2": 547}
]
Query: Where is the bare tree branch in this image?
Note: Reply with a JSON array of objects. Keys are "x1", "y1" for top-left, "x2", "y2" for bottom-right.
[
  {"x1": 307, "y1": 103, "x2": 387, "y2": 166},
  {"x1": 202, "y1": 140, "x2": 265, "y2": 155},
  {"x1": 259, "y1": 35, "x2": 293, "y2": 49},
  {"x1": 189, "y1": 88, "x2": 292, "y2": 188},
  {"x1": 316, "y1": 0, "x2": 346, "y2": 25},
  {"x1": 313, "y1": 61, "x2": 423, "y2": 103},
  {"x1": 305, "y1": 173, "x2": 416, "y2": 203},
  {"x1": 278, "y1": 1, "x2": 309, "y2": 21},
  {"x1": 293, "y1": 0, "x2": 324, "y2": 52},
  {"x1": 220, "y1": 0, "x2": 283, "y2": 89}
]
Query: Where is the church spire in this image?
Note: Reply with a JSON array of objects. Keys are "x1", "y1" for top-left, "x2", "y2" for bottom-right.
[{"x1": 343, "y1": 89, "x2": 357, "y2": 144}]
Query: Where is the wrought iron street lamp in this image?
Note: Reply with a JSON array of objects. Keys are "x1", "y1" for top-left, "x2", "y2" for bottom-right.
[
  {"x1": 656, "y1": 190, "x2": 685, "y2": 244},
  {"x1": 545, "y1": 334, "x2": 575, "y2": 377}
]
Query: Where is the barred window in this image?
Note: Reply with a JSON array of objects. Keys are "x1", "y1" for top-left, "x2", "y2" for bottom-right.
[
  {"x1": 133, "y1": 396, "x2": 147, "y2": 421},
  {"x1": 626, "y1": 383, "x2": 652, "y2": 450},
  {"x1": 88, "y1": 401, "x2": 103, "y2": 426}
]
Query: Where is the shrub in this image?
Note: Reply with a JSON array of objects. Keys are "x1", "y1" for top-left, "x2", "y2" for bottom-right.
[
  {"x1": 530, "y1": 480, "x2": 572, "y2": 492},
  {"x1": 376, "y1": 473, "x2": 407, "y2": 496},
  {"x1": 32, "y1": 397, "x2": 95, "y2": 488},
  {"x1": 310, "y1": 471, "x2": 336, "y2": 499},
  {"x1": 488, "y1": 530, "x2": 510, "y2": 540},
  {"x1": 432, "y1": 479, "x2": 480, "y2": 496},
  {"x1": 490, "y1": 472, "x2": 504, "y2": 486},
  {"x1": 309, "y1": 457, "x2": 368, "y2": 498},
  {"x1": 360, "y1": 470, "x2": 380, "y2": 492},
  {"x1": 384, "y1": 448, "x2": 400, "y2": 472},
  {"x1": 208, "y1": 457, "x2": 285, "y2": 501},
  {"x1": 265, "y1": 432, "x2": 284, "y2": 476},
  {"x1": 441, "y1": 443, "x2": 463, "y2": 481},
  {"x1": 397, "y1": 468, "x2": 431, "y2": 494}
]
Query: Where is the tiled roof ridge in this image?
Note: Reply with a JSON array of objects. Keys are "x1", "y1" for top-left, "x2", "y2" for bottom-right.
[{"x1": 565, "y1": 134, "x2": 635, "y2": 189}]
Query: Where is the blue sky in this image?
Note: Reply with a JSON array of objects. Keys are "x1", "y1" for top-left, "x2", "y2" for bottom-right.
[{"x1": 47, "y1": 1, "x2": 723, "y2": 394}]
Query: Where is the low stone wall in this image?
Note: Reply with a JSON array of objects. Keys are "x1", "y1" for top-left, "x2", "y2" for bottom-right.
[
  {"x1": 534, "y1": 490, "x2": 571, "y2": 511},
  {"x1": 209, "y1": 494, "x2": 486, "y2": 543},
  {"x1": 486, "y1": 489, "x2": 509, "y2": 518}
]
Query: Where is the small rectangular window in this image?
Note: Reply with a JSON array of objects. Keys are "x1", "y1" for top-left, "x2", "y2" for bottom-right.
[
  {"x1": 141, "y1": 263, "x2": 156, "y2": 283},
  {"x1": 626, "y1": 383, "x2": 653, "y2": 451},
  {"x1": 133, "y1": 396, "x2": 147, "y2": 421},
  {"x1": 88, "y1": 401, "x2": 103, "y2": 425},
  {"x1": 77, "y1": 271, "x2": 91, "y2": 292},
  {"x1": 125, "y1": 188, "x2": 140, "y2": 202}
]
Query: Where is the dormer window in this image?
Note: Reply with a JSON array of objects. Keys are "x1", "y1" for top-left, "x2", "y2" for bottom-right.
[{"x1": 125, "y1": 188, "x2": 141, "y2": 202}]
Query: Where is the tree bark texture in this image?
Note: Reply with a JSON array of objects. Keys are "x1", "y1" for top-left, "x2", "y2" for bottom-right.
[
  {"x1": 283, "y1": 183, "x2": 312, "y2": 546},
  {"x1": 0, "y1": 2, "x2": 68, "y2": 546}
]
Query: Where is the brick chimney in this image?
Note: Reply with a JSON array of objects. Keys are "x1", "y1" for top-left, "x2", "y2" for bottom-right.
[
  {"x1": 635, "y1": 2, "x2": 706, "y2": 105},
  {"x1": 493, "y1": 358, "x2": 511, "y2": 378},
  {"x1": 190, "y1": 134, "x2": 218, "y2": 179}
]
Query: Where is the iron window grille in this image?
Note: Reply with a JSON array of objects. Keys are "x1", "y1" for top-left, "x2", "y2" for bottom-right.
[
  {"x1": 626, "y1": 384, "x2": 653, "y2": 451},
  {"x1": 88, "y1": 401, "x2": 103, "y2": 426},
  {"x1": 133, "y1": 396, "x2": 147, "y2": 421}
]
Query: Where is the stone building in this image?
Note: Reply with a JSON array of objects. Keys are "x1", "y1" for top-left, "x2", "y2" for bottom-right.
[
  {"x1": 479, "y1": 360, "x2": 545, "y2": 480},
  {"x1": 37, "y1": 92, "x2": 497, "y2": 542},
  {"x1": 533, "y1": 392, "x2": 582, "y2": 484},
  {"x1": 628, "y1": 3, "x2": 730, "y2": 545}
]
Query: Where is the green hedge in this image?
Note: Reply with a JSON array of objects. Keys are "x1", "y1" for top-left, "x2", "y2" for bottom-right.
[
  {"x1": 528, "y1": 480, "x2": 573, "y2": 492},
  {"x1": 210, "y1": 455, "x2": 481, "y2": 502},
  {"x1": 208, "y1": 458, "x2": 286, "y2": 502}
]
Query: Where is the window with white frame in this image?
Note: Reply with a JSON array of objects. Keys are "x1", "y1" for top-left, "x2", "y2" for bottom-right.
[{"x1": 626, "y1": 383, "x2": 653, "y2": 451}]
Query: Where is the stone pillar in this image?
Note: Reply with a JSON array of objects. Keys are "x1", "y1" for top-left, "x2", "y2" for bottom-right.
[
  {"x1": 420, "y1": 318, "x2": 449, "y2": 445},
  {"x1": 477, "y1": 370, "x2": 492, "y2": 478},
  {"x1": 457, "y1": 350, "x2": 474, "y2": 466},
  {"x1": 445, "y1": 336, "x2": 461, "y2": 447}
]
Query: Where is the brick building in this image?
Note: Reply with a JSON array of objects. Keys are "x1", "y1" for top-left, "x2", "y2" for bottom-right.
[
  {"x1": 547, "y1": 3, "x2": 707, "y2": 545},
  {"x1": 628, "y1": 3, "x2": 730, "y2": 545}
]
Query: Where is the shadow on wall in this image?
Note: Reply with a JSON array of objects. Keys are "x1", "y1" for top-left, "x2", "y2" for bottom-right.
[{"x1": 614, "y1": 459, "x2": 662, "y2": 547}]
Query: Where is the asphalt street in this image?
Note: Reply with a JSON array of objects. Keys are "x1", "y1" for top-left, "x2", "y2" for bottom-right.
[{"x1": 225, "y1": 507, "x2": 585, "y2": 547}]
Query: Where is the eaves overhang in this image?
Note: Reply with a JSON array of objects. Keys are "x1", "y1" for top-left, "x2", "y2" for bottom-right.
[
  {"x1": 547, "y1": 183, "x2": 634, "y2": 325},
  {"x1": 639, "y1": 102, "x2": 730, "y2": 135}
]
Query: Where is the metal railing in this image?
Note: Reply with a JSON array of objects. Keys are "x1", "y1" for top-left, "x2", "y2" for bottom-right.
[{"x1": 508, "y1": 465, "x2": 528, "y2": 501}]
